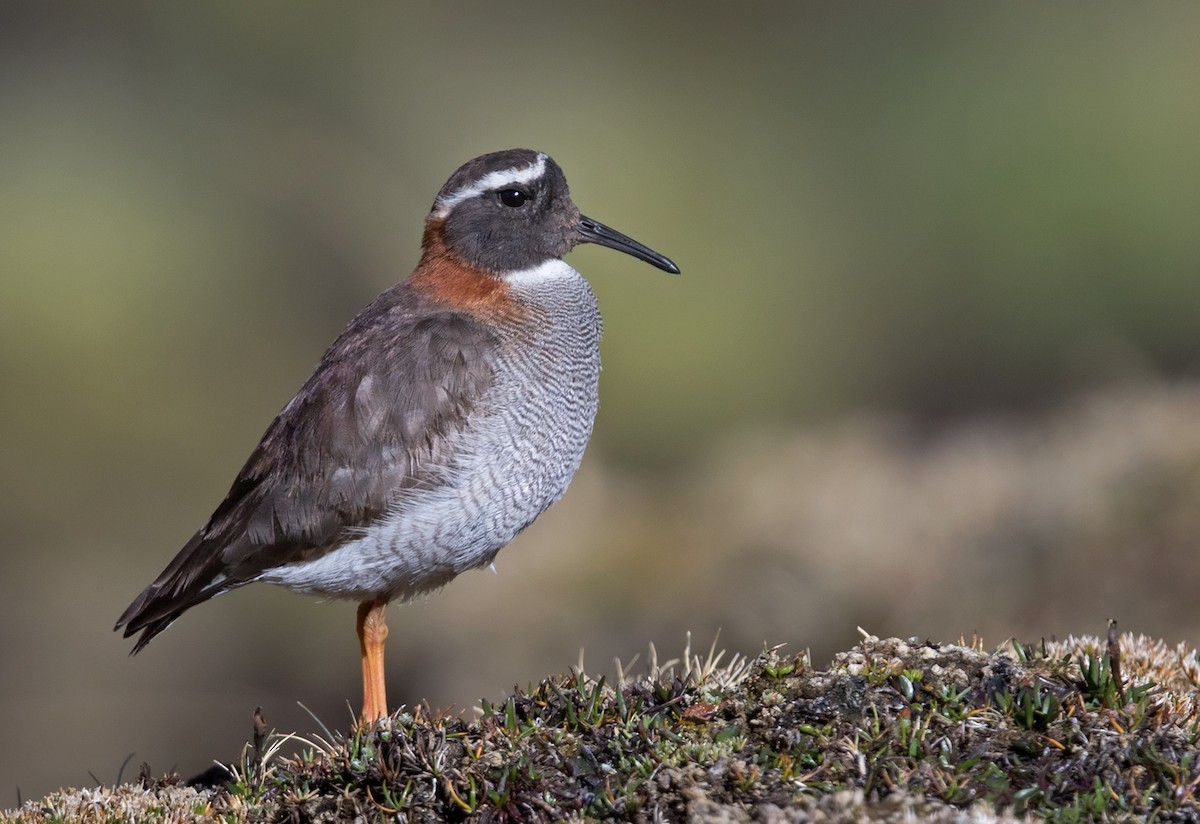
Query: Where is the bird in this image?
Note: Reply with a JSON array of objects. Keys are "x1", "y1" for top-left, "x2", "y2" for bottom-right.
[{"x1": 115, "y1": 148, "x2": 680, "y2": 723}]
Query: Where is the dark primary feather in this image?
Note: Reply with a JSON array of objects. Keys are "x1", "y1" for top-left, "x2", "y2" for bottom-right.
[{"x1": 115, "y1": 281, "x2": 499, "y2": 652}]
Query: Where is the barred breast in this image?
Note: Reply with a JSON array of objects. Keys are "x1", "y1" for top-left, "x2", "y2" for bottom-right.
[{"x1": 259, "y1": 259, "x2": 601, "y2": 600}]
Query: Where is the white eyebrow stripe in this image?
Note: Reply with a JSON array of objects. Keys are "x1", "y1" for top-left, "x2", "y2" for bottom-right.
[{"x1": 432, "y1": 153, "x2": 547, "y2": 219}]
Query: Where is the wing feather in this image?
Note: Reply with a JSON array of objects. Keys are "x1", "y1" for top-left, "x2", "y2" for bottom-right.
[{"x1": 116, "y1": 283, "x2": 498, "y2": 650}]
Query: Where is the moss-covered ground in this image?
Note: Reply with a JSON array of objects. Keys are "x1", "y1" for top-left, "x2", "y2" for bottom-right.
[{"x1": 7, "y1": 630, "x2": 1199, "y2": 822}]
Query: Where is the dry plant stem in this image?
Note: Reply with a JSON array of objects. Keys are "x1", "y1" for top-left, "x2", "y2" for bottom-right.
[
  {"x1": 356, "y1": 599, "x2": 389, "y2": 723},
  {"x1": 1108, "y1": 618, "x2": 1125, "y2": 702}
]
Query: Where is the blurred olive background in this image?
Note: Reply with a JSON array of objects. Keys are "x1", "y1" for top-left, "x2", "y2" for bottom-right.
[{"x1": 4, "y1": 1, "x2": 1200, "y2": 808}]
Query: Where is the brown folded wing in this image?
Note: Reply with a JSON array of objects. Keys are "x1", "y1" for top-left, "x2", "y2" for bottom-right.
[{"x1": 116, "y1": 283, "x2": 498, "y2": 651}]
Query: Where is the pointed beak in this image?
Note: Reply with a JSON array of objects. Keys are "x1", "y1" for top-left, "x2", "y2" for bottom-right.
[{"x1": 577, "y1": 215, "x2": 681, "y2": 274}]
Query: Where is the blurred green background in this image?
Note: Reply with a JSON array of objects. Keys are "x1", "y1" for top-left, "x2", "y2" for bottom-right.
[{"x1": 4, "y1": 1, "x2": 1200, "y2": 808}]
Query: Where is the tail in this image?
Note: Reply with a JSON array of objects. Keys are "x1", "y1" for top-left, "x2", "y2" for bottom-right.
[
  {"x1": 114, "y1": 530, "x2": 237, "y2": 653},
  {"x1": 114, "y1": 596, "x2": 185, "y2": 655}
]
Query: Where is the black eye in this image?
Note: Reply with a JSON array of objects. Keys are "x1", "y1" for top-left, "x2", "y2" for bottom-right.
[{"x1": 498, "y1": 189, "x2": 528, "y2": 208}]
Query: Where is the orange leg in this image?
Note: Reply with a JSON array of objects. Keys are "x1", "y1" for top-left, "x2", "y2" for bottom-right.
[{"x1": 356, "y1": 599, "x2": 390, "y2": 724}]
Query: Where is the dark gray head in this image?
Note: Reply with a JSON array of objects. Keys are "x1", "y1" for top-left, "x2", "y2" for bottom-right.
[{"x1": 431, "y1": 149, "x2": 680, "y2": 275}]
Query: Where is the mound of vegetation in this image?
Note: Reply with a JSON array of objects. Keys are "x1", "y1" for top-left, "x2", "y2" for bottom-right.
[{"x1": 7, "y1": 629, "x2": 1199, "y2": 822}]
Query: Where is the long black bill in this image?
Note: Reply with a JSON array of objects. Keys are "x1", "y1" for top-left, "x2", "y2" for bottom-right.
[{"x1": 578, "y1": 215, "x2": 681, "y2": 274}]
